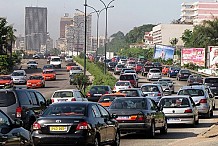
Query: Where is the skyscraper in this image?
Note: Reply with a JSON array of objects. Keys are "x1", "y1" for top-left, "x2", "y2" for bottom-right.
[
  {"x1": 25, "y1": 7, "x2": 47, "y2": 53},
  {"x1": 60, "y1": 13, "x2": 73, "y2": 38}
]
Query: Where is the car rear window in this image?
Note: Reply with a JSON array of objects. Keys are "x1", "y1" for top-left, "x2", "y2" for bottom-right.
[
  {"x1": 181, "y1": 70, "x2": 190, "y2": 73},
  {"x1": 0, "y1": 91, "x2": 16, "y2": 107},
  {"x1": 53, "y1": 91, "x2": 74, "y2": 98},
  {"x1": 159, "y1": 97, "x2": 190, "y2": 108},
  {"x1": 90, "y1": 86, "x2": 109, "y2": 93},
  {"x1": 0, "y1": 76, "x2": 11, "y2": 80},
  {"x1": 205, "y1": 78, "x2": 218, "y2": 83},
  {"x1": 150, "y1": 69, "x2": 160, "y2": 73},
  {"x1": 116, "y1": 82, "x2": 130, "y2": 86},
  {"x1": 120, "y1": 75, "x2": 134, "y2": 80},
  {"x1": 119, "y1": 90, "x2": 139, "y2": 97},
  {"x1": 141, "y1": 85, "x2": 160, "y2": 92},
  {"x1": 178, "y1": 89, "x2": 204, "y2": 96},
  {"x1": 110, "y1": 98, "x2": 147, "y2": 109}
]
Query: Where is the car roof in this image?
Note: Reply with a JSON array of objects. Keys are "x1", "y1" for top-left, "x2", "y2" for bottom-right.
[
  {"x1": 161, "y1": 95, "x2": 190, "y2": 99},
  {"x1": 50, "y1": 101, "x2": 95, "y2": 106},
  {"x1": 54, "y1": 89, "x2": 80, "y2": 92},
  {"x1": 13, "y1": 70, "x2": 26, "y2": 73},
  {"x1": 116, "y1": 80, "x2": 131, "y2": 83},
  {"x1": 141, "y1": 83, "x2": 161, "y2": 87},
  {"x1": 179, "y1": 85, "x2": 205, "y2": 90},
  {"x1": 119, "y1": 88, "x2": 140, "y2": 91}
]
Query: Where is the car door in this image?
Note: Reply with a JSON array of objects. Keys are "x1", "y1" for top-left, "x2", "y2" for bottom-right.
[
  {"x1": 0, "y1": 111, "x2": 20, "y2": 145},
  {"x1": 27, "y1": 91, "x2": 42, "y2": 118},
  {"x1": 97, "y1": 104, "x2": 116, "y2": 142}
]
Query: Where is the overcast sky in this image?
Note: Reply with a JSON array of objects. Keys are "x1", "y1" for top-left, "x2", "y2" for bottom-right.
[{"x1": 0, "y1": 0, "x2": 212, "y2": 40}]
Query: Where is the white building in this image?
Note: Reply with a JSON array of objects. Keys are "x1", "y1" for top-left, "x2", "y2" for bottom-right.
[{"x1": 152, "y1": 24, "x2": 193, "y2": 46}]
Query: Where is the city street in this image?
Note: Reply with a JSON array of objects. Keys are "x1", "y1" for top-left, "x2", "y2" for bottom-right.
[{"x1": 20, "y1": 59, "x2": 218, "y2": 146}]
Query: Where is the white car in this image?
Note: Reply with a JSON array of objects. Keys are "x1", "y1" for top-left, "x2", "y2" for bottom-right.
[
  {"x1": 27, "y1": 60, "x2": 38, "y2": 69},
  {"x1": 51, "y1": 89, "x2": 88, "y2": 103},
  {"x1": 69, "y1": 66, "x2": 82, "y2": 75},
  {"x1": 50, "y1": 56, "x2": 62, "y2": 68},
  {"x1": 147, "y1": 68, "x2": 162, "y2": 81},
  {"x1": 65, "y1": 55, "x2": 73, "y2": 62},
  {"x1": 118, "y1": 59, "x2": 127, "y2": 65},
  {"x1": 113, "y1": 80, "x2": 133, "y2": 92},
  {"x1": 123, "y1": 70, "x2": 138, "y2": 80},
  {"x1": 11, "y1": 70, "x2": 27, "y2": 84}
]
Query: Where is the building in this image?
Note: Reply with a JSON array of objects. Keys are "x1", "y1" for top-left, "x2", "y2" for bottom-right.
[
  {"x1": 152, "y1": 24, "x2": 193, "y2": 46},
  {"x1": 25, "y1": 7, "x2": 48, "y2": 53},
  {"x1": 181, "y1": 1, "x2": 218, "y2": 25},
  {"x1": 60, "y1": 13, "x2": 73, "y2": 38},
  {"x1": 90, "y1": 36, "x2": 107, "y2": 51},
  {"x1": 144, "y1": 32, "x2": 153, "y2": 47},
  {"x1": 14, "y1": 35, "x2": 25, "y2": 51}
]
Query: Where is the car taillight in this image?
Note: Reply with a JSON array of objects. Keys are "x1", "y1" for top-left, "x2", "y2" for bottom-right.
[
  {"x1": 200, "y1": 99, "x2": 207, "y2": 103},
  {"x1": 86, "y1": 92, "x2": 91, "y2": 97},
  {"x1": 76, "y1": 122, "x2": 89, "y2": 130},
  {"x1": 184, "y1": 109, "x2": 192, "y2": 113},
  {"x1": 16, "y1": 107, "x2": 22, "y2": 118},
  {"x1": 71, "y1": 98, "x2": 76, "y2": 101},
  {"x1": 105, "y1": 91, "x2": 109, "y2": 94},
  {"x1": 32, "y1": 122, "x2": 41, "y2": 130},
  {"x1": 137, "y1": 114, "x2": 145, "y2": 121},
  {"x1": 51, "y1": 98, "x2": 54, "y2": 103},
  {"x1": 157, "y1": 93, "x2": 161, "y2": 96}
]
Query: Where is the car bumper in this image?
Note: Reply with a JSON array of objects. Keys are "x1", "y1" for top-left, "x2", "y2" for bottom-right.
[
  {"x1": 87, "y1": 96, "x2": 101, "y2": 102},
  {"x1": 197, "y1": 106, "x2": 210, "y2": 114},
  {"x1": 118, "y1": 122, "x2": 150, "y2": 133},
  {"x1": 165, "y1": 115, "x2": 195, "y2": 124},
  {"x1": 13, "y1": 80, "x2": 26, "y2": 84},
  {"x1": 27, "y1": 84, "x2": 43, "y2": 88}
]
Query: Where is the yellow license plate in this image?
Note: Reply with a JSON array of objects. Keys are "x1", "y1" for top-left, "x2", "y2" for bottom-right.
[{"x1": 50, "y1": 126, "x2": 67, "y2": 131}]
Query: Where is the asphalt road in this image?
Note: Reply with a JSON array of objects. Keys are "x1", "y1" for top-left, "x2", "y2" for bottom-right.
[{"x1": 20, "y1": 59, "x2": 218, "y2": 146}]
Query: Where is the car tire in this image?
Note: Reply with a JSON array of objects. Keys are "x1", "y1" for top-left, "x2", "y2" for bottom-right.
[
  {"x1": 148, "y1": 122, "x2": 155, "y2": 138},
  {"x1": 93, "y1": 136, "x2": 100, "y2": 146},
  {"x1": 112, "y1": 131, "x2": 120, "y2": 146},
  {"x1": 160, "y1": 120, "x2": 167, "y2": 134}
]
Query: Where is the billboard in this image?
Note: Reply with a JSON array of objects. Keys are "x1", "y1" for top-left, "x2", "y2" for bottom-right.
[
  {"x1": 181, "y1": 48, "x2": 205, "y2": 66},
  {"x1": 153, "y1": 44, "x2": 175, "y2": 60},
  {"x1": 208, "y1": 46, "x2": 218, "y2": 69}
]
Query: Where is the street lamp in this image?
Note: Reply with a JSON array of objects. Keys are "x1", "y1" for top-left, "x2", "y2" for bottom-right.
[{"x1": 99, "y1": 0, "x2": 115, "y2": 74}]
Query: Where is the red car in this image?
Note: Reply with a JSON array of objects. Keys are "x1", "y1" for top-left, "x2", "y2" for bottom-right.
[
  {"x1": 134, "y1": 64, "x2": 143, "y2": 73},
  {"x1": 27, "y1": 74, "x2": 45, "y2": 88},
  {"x1": 0, "y1": 75, "x2": 13, "y2": 88}
]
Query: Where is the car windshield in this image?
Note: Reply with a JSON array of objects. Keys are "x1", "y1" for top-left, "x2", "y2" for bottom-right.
[
  {"x1": 124, "y1": 70, "x2": 135, "y2": 73},
  {"x1": 43, "y1": 70, "x2": 54, "y2": 74},
  {"x1": 51, "y1": 58, "x2": 60, "y2": 61},
  {"x1": 116, "y1": 81, "x2": 130, "y2": 86},
  {"x1": 28, "y1": 61, "x2": 36, "y2": 64},
  {"x1": 141, "y1": 85, "x2": 160, "y2": 92},
  {"x1": 43, "y1": 104, "x2": 85, "y2": 116},
  {"x1": 12, "y1": 72, "x2": 24, "y2": 76},
  {"x1": 90, "y1": 86, "x2": 109, "y2": 93},
  {"x1": 159, "y1": 97, "x2": 190, "y2": 108},
  {"x1": 71, "y1": 67, "x2": 81, "y2": 70},
  {"x1": 181, "y1": 70, "x2": 190, "y2": 73},
  {"x1": 53, "y1": 91, "x2": 74, "y2": 97},
  {"x1": 110, "y1": 98, "x2": 147, "y2": 109},
  {"x1": 43, "y1": 65, "x2": 53, "y2": 69},
  {"x1": 29, "y1": 76, "x2": 42, "y2": 80},
  {"x1": 178, "y1": 89, "x2": 204, "y2": 96},
  {"x1": 120, "y1": 75, "x2": 134, "y2": 80},
  {"x1": 0, "y1": 76, "x2": 11, "y2": 80},
  {"x1": 119, "y1": 90, "x2": 139, "y2": 97}
]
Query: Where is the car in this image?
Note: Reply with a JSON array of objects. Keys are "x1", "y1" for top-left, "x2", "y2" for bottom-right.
[
  {"x1": 66, "y1": 62, "x2": 77, "y2": 71},
  {"x1": 27, "y1": 74, "x2": 45, "y2": 88},
  {"x1": 69, "y1": 71, "x2": 83, "y2": 85},
  {"x1": 153, "y1": 81, "x2": 171, "y2": 95},
  {"x1": 204, "y1": 77, "x2": 218, "y2": 98},
  {"x1": 65, "y1": 55, "x2": 73, "y2": 62},
  {"x1": 0, "y1": 88, "x2": 47, "y2": 130},
  {"x1": 27, "y1": 60, "x2": 38, "y2": 69},
  {"x1": 119, "y1": 74, "x2": 138, "y2": 87},
  {"x1": 108, "y1": 97, "x2": 167, "y2": 137},
  {"x1": 120, "y1": 68, "x2": 132, "y2": 75},
  {"x1": 69, "y1": 66, "x2": 82, "y2": 75},
  {"x1": 42, "y1": 69, "x2": 56, "y2": 81},
  {"x1": 33, "y1": 54, "x2": 40, "y2": 59},
  {"x1": 118, "y1": 88, "x2": 144, "y2": 97},
  {"x1": 162, "y1": 65, "x2": 170, "y2": 75},
  {"x1": 50, "y1": 56, "x2": 62, "y2": 68},
  {"x1": 123, "y1": 69, "x2": 138, "y2": 80},
  {"x1": 51, "y1": 89, "x2": 88, "y2": 103},
  {"x1": 177, "y1": 85, "x2": 214, "y2": 118},
  {"x1": 118, "y1": 58, "x2": 127, "y2": 65},
  {"x1": 43, "y1": 64, "x2": 54, "y2": 70},
  {"x1": 177, "y1": 69, "x2": 191, "y2": 81},
  {"x1": 126, "y1": 61, "x2": 136, "y2": 69},
  {"x1": 147, "y1": 68, "x2": 162, "y2": 81},
  {"x1": 158, "y1": 95, "x2": 199, "y2": 126},
  {"x1": 134, "y1": 63, "x2": 143, "y2": 73},
  {"x1": 158, "y1": 79, "x2": 175, "y2": 94},
  {"x1": 113, "y1": 80, "x2": 133, "y2": 92},
  {"x1": 11, "y1": 70, "x2": 27, "y2": 85},
  {"x1": 187, "y1": 74, "x2": 203, "y2": 86},
  {"x1": 0, "y1": 75, "x2": 13, "y2": 89},
  {"x1": 0, "y1": 109, "x2": 32, "y2": 145},
  {"x1": 86, "y1": 85, "x2": 112, "y2": 102},
  {"x1": 167, "y1": 67, "x2": 180, "y2": 78},
  {"x1": 141, "y1": 83, "x2": 164, "y2": 103},
  {"x1": 114, "y1": 64, "x2": 125, "y2": 75},
  {"x1": 107, "y1": 62, "x2": 118, "y2": 71},
  {"x1": 141, "y1": 62, "x2": 162, "y2": 76},
  {"x1": 32, "y1": 102, "x2": 120, "y2": 146},
  {"x1": 98, "y1": 93, "x2": 127, "y2": 107}
]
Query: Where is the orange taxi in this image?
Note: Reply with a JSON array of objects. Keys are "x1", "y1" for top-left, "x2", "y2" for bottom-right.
[
  {"x1": 162, "y1": 65, "x2": 170, "y2": 75},
  {"x1": 27, "y1": 74, "x2": 45, "y2": 88},
  {"x1": 42, "y1": 69, "x2": 56, "y2": 81},
  {"x1": 98, "y1": 93, "x2": 126, "y2": 107},
  {"x1": 0, "y1": 75, "x2": 13, "y2": 88},
  {"x1": 66, "y1": 62, "x2": 77, "y2": 71}
]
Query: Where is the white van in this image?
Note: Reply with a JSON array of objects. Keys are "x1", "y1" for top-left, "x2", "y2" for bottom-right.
[{"x1": 50, "y1": 56, "x2": 62, "y2": 68}]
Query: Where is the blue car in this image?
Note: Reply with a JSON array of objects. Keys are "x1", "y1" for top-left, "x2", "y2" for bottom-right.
[{"x1": 167, "y1": 67, "x2": 180, "y2": 78}]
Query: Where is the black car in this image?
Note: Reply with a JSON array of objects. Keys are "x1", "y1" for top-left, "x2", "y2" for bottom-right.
[
  {"x1": 204, "y1": 77, "x2": 218, "y2": 98},
  {"x1": 187, "y1": 75, "x2": 203, "y2": 86},
  {"x1": 86, "y1": 85, "x2": 112, "y2": 102},
  {"x1": 32, "y1": 102, "x2": 120, "y2": 146},
  {"x1": 108, "y1": 97, "x2": 167, "y2": 138},
  {"x1": 107, "y1": 62, "x2": 118, "y2": 71},
  {"x1": 0, "y1": 88, "x2": 48, "y2": 130},
  {"x1": 177, "y1": 69, "x2": 191, "y2": 81},
  {"x1": 0, "y1": 109, "x2": 32, "y2": 145}
]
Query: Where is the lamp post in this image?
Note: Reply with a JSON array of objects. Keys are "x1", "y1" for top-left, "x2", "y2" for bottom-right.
[{"x1": 99, "y1": 0, "x2": 115, "y2": 74}]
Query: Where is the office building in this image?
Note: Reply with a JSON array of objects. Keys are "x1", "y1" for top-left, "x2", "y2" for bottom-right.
[{"x1": 60, "y1": 13, "x2": 73, "y2": 38}]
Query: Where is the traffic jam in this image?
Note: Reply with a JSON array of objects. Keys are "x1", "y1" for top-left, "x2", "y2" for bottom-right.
[{"x1": 0, "y1": 56, "x2": 217, "y2": 146}]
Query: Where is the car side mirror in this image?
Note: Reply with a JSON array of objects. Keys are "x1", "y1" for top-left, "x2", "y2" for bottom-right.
[
  {"x1": 13, "y1": 119, "x2": 23, "y2": 127},
  {"x1": 111, "y1": 113, "x2": 118, "y2": 119},
  {"x1": 195, "y1": 102, "x2": 200, "y2": 106}
]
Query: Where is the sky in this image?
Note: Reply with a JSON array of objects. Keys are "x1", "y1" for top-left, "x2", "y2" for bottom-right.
[{"x1": 0, "y1": 0, "x2": 213, "y2": 41}]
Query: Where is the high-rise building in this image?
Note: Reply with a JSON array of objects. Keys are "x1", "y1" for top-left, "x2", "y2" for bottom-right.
[
  {"x1": 60, "y1": 13, "x2": 73, "y2": 38},
  {"x1": 181, "y1": 2, "x2": 218, "y2": 25},
  {"x1": 25, "y1": 7, "x2": 47, "y2": 53}
]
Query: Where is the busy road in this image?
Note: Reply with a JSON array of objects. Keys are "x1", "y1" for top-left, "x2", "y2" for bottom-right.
[{"x1": 19, "y1": 59, "x2": 218, "y2": 146}]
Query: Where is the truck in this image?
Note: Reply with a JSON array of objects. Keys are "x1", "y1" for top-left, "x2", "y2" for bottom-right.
[
  {"x1": 141, "y1": 62, "x2": 162, "y2": 76},
  {"x1": 106, "y1": 52, "x2": 114, "y2": 59}
]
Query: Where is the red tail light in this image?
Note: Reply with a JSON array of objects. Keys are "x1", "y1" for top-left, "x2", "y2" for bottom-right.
[
  {"x1": 137, "y1": 114, "x2": 145, "y2": 121},
  {"x1": 16, "y1": 107, "x2": 22, "y2": 118},
  {"x1": 51, "y1": 99, "x2": 54, "y2": 103},
  {"x1": 200, "y1": 99, "x2": 207, "y2": 103},
  {"x1": 157, "y1": 93, "x2": 161, "y2": 96},
  {"x1": 129, "y1": 86, "x2": 131, "y2": 88},
  {"x1": 76, "y1": 122, "x2": 89, "y2": 130},
  {"x1": 32, "y1": 122, "x2": 41, "y2": 130},
  {"x1": 184, "y1": 109, "x2": 192, "y2": 113},
  {"x1": 86, "y1": 92, "x2": 91, "y2": 97},
  {"x1": 105, "y1": 91, "x2": 109, "y2": 94},
  {"x1": 71, "y1": 98, "x2": 76, "y2": 101}
]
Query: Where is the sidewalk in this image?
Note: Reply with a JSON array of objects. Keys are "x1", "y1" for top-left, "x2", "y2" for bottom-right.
[{"x1": 199, "y1": 122, "x2": 218, "y2": 138}]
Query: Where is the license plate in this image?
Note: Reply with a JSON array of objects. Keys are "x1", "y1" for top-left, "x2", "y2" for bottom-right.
[
  {"x1": 116, "y1": 116, "x2": 130, "y2": 120},
  {"x1": 210, "y1": 87, "x2": 217, "y2": 89},
  {"x1": 167, "y1": 118, "x2": 181, "y2": 122},
  {"x1": 58, "y1": 99, "x2": 67, "y2": 102},
  {"x1": 50, "y1": 126, "x2": 67, "y2": 132},
  {"x1": 184, "y1": 74, "x2": 188, "y2": 76},
  {"x1": 175, "y1": 71, "x2": 178, "y2": 72},
  {"x1": 46, "y1": 77, "x2": 50, "y2": 79},
  {"x1": 94, "y1": 94, "x2": 102, "y2": 96},
  {"x1": 32, "y1": 84, "x2": 36, "y2": 86}
]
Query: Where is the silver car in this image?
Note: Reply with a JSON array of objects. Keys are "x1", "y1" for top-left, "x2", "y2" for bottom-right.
[
  {"x1": 158, "y1": 79, "x2": 175, "y2": 94},
  {"x1": 153, "y1": 81, "x2": 171, "y2": 95},
  {"x1": 27, "y1": 60, "x2": 38, "y2": 69},
  {"x1": 11, "y1": 70, "x2": 27, "y2": 84},
  {"x1": 158, "y1": 95, "x2": 199, "y2": 126},
  {"x1": 147, "y1": 68, "x2": 162, "y2": 81},
  {"x1": 177, "y1": 85, "x2": 213, "y2": 118}
]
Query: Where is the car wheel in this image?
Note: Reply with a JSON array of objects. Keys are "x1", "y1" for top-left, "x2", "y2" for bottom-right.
[
  {"x1": 148, "y1": 122, "x2": 155, "y2": 138},
  {"x1": 93, "y1": 136, "x2": 100, "y2": 146},
  {"x1": 160, "y1": 120, "x2": 167, "y2": 134},
  {"x1": 112, "y1": 131, "x2": 120, "y2": 146}
]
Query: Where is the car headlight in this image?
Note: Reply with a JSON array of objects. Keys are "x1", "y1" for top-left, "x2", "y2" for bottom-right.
[{"x1": 27, "y1": 82, "x2": 31, "y2": 85}]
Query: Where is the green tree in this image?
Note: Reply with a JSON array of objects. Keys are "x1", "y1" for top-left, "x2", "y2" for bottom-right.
[{"x1": 71, "y1": 74, "x2": 91, "y2": 91}]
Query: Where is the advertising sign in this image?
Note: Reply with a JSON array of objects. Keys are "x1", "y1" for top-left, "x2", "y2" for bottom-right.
[
  {"x1": 153, "y1": 44, "x2": 175, "y2": 60},
  {"x1": 208, "y1": 46, "x2": 218, "y2": 69},
  {"x1": 181, "y1": 48, "x2": 205, "y2": 66}
]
